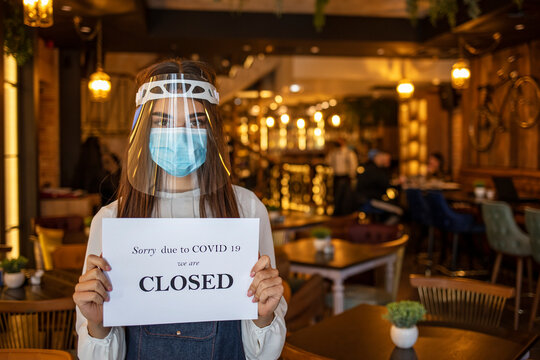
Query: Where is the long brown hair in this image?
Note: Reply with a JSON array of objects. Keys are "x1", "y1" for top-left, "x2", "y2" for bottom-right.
[{"x1": 117, "y1": 59, "x2": 240, "y2": 219}]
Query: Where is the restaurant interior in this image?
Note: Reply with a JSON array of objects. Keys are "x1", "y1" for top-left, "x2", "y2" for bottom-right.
[{"x1": 2, "y1": 0, "x2": 540, "y2": 358}]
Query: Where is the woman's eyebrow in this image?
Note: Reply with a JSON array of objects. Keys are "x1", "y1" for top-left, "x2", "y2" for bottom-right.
[
  {"x1": 188, "y1": 112, "x2": 207, "y2": 120},
  {"x1": 150, "y1": 111, "x2": 173, "y2": 119}
]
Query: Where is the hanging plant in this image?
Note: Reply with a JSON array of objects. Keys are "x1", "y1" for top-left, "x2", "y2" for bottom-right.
[
  {"x1": 3, "y1": 0, "x2": 33, "y2": 66},
  {"x1": 314, "y1": 0, "x2": 329, "y2": 32},
  {"x1": 406, "y1": 0, "x2": 523, "y2": 28},
  {"x1": 213, "y1": 0, "x2": 329, "y2": 31}
]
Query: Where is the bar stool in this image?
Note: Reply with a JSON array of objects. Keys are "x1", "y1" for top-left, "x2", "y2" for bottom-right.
[
  {"x1": 426, "y1": 191, "x2": 484, "y2": 273},
  {"x1": 482, "y1": 201, "x2": 532, "y2": 330},
  {"x1": 525, "y1": 207, "x2": 540, "y2": 331}
]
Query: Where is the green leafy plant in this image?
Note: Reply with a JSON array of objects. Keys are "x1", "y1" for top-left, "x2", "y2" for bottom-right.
[
  {"x1": 3, "y1": 0, "x2": 34, "y2": 66},
  {"x1": 406, "y1": 0, "x2": 523, "y2": 28},
  {"x1": 383, "y1": 301, "x2": 426, "y2": 328},
  {"x1": 311, "y1": 226, "x2": 331, "y2": 239},
  {"x1": 266, "y1": 205, "x2": 280, "y2": 212},
  {"x1": 473, "y1": 179, "x2": 486, "y2": 188},
  {"x1": 1, "y1": 256, "x2": 29, "y2": 273}
]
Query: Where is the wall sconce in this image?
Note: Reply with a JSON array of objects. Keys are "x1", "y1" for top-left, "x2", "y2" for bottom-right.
[
  {"x1": 296, "y1": 118, "x2": 306, "y2": 129},
  {"x1": 280, "y1": 114, "x2": 290, "y2": 124},
  {"x1": 396, "y1": 79, "x2": 414, "y2": 99},
  {"x1": 451, "y1": 59, "x2": 471, "y2": 89},
  {"x1": 23, "y1": 0, "x2": 54, "y2": 27},
  {"x1": 314, "y1": 111, "x2": 323, "y2": 122}
]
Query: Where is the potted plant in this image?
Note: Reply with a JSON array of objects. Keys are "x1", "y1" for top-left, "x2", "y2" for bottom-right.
[
  {"x1": 383, "y1": 300, "x2": 426, "y2": 349},
  {"x1": 2, "y1": 256, "x2": 29, "y2": 289},
  {"x1": 310, "y1": 226, "x2": 332, "y2": 253},
  {"x1": 473, "y1": 179, "x2": 486, "y2": 198}
]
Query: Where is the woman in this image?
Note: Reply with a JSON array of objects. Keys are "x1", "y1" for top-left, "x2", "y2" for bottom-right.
[{"x1": 73, "y1": 59, "x2": 286, "y2": 359}]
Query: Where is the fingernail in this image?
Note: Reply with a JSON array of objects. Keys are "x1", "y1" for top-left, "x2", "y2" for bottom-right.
[
  {"x1": 250, "y1": 271, "x2": 255, "y2": 278},
  {"x1": 106, "y1": 266, "x2": 111, "y2": 271},
  {"x1": 252, "y1": 297, "x2": 258, "y2": 303},
  {"x1": 108, "y1": 286, "x2": 113, "y2": 291},
  {"x1": 247, "y1": 290, "x2": 253, "y2": 297}
]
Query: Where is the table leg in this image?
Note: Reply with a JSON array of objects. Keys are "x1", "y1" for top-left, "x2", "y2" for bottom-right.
[
  {"x1": 332, "y1": 279, "x2": 345, "y2": 315},
  {"x1": 385, "y1": 258, "x2": 395, "y2": 295}
]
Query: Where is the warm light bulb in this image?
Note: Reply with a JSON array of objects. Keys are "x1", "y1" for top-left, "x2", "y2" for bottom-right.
[
  {"x1": 289, "y1": 84, "x2": 301, "y2": 93},
  {"x1": 331, "y1": 115, "x2": 341, "y2": 127},
  {"x1": 396, "y1": 79, "x2": 414, "y2": 99},
  {"x1": 275, "y1": 95, "x2": 283, "y2": 104},
  {"x1": 297, "y1": 118, "x2": 306, "y2": 129},
  {"x1": 24, "y1": 0, "x2": 53, "y2": 27},
  {"x1": 451, "y1": 58, "x2": 471, "y2": 90},
  {"x1": 88, "y1": 69, "x2": 112, "y2": 102},
  {"x1": 314, "y1": 111, "x2": 323, "y2": 122},
  {"x1": 314, "y1": 128, "x2": 322, "y2": 136},
  {"x1": 266, "y1": 117, "x2": 275, "y2": 128},
  {"x1": 280, "y1": 114, "x2": 290, "y2": 124}
]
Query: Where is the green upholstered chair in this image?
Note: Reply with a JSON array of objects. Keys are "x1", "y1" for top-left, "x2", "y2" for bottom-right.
[
  {"x1": 481, "y1": 201, "x2": 532, "y2": 330},
  {"x1": 525, "y1": 207, "x2": 540, "y2": 330}
]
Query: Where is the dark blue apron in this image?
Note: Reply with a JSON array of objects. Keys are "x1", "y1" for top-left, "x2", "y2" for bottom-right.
[{"x1": 125, "y1": 320, "x2": 245, "y2": 359}]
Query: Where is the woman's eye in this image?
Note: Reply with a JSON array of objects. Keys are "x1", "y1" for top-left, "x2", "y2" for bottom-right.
[{"x1": 153, "y1": 118, "x2": 169, "y2": 127}]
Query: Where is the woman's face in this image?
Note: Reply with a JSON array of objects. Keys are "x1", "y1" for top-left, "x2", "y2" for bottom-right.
[
  {"x1": 428, "y1": 156, "x2": 440, "y2": 173},
  {"x1": 150, "y1": 98, "x2": 207, "y2": 129}
]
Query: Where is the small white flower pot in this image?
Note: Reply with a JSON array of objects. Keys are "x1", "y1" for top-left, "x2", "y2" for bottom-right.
[
  {"x1": 390, "y1": 325, "x2": 418, "y2": 349},
  {"x1": 313, "y1": 236, "x2": 331, "y2": 252},
  {"x1": 4, "y1": 272, "x2": 25, "y2": 289}
]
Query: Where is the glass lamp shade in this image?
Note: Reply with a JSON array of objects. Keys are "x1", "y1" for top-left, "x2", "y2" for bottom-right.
[
  {"x1": 396, "y1": 79, "x2": 414, "y2": 99},
  {"x1": 23, "y1": 0, "x2": 54, "y2": 27},
  {"x1": 451, "y1": 59, "x2": 471, "y2": 89},
  {"x1": 88, "y1": 69, "x2": 112, "y2": 102}
]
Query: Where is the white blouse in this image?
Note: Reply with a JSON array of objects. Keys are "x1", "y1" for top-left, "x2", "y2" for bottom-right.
[{"x1": 76, "y1": 186, "x2": 287, "y2": 360}]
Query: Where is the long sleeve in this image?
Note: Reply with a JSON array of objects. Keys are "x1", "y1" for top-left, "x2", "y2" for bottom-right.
[
  {"x1": 237, "y1": 186, "x2": 287, "y2": 359},
  {"x1": 76, "y1": 203, "x2": 127, "y2": 360}
]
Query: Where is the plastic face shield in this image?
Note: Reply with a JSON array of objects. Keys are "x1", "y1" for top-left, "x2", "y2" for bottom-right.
[{"x1": 127, "y1": 73, "x2": 231, "y2": 197}]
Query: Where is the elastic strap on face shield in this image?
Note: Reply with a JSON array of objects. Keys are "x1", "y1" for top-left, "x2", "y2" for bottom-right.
[{"x1": 131, "y1": 106, "x2": 142, "y2": 131}]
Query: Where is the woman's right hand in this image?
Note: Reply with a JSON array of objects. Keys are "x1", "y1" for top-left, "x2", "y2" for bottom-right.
[{"x1": 73, "y1": 254, "x2": 112, "y2": 338}]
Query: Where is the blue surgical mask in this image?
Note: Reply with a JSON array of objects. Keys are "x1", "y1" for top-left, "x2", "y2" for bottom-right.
[{"x1": 149, "y1": 128, "x2": 207, "y2": 177}]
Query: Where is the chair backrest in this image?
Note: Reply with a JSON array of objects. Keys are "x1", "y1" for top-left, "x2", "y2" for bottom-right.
[
  {"x1": 281, "y1": 343, "x2": 334, "y2": 360},
  {"x1": 0, "y1": 348, "x2": 73, "y2": 360},
  {"x1": 0, "y1": 298, "x2": 76, "y2": 350},
  {"x1": 525, "y1": 207, "x2": 540, "y2": 263},
  {"x1": 35, "y1": 226, "x2": 64, "y2": 271},
  {"x1": 481, "y1": 201, "x2": 530, "y2": 255},
  {"x1": 405, "y1": 188, "x2": 432, "y2": 226},
  {"x1": 409, "y1": 275, "x2": 515, "y2": 328},
  {"x1": 348, "y1": 223, "x2": 401, "y2": 244}
]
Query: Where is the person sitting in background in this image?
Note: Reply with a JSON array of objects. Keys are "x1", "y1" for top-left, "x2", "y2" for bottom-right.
[
  {"x1": 326, "y1": 138, "x2": 358, "y2": 216},
  {"x1": 99, "y1": 152, "x2": 121, "y2": 205},
  {"x1": 355, "y1": 149, "x2": 402, "y2": 224},
  {"x1": 427, "y1": 152, "x2": 446, "y2": 180}
]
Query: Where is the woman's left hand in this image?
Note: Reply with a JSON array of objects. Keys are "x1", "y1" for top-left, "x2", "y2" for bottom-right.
[{"x1": 248, "y1": 255, "x2": 284, "y2": 328}]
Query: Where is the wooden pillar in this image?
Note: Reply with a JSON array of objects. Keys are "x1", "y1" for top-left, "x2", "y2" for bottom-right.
[
  {"x1": 0, "y1": 2, "x2": 5, "y2": 245},
  {"x1": 59, "y1": 50, "x2": 81, "y2": 187},
  {"x1": 18, "y1": 32, "x2": 40, "y2": 260}
]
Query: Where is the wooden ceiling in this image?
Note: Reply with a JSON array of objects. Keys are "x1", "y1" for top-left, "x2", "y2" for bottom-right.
[{"x1": 37, "y1": 0, "x2": 540, "y2": 73}]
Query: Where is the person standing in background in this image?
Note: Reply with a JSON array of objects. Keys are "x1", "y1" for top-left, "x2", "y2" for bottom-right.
[{"x1": 326, "y1": 138, "x2": 358, "y2": 216}]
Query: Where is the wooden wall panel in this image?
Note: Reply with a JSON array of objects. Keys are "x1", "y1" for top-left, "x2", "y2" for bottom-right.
[{"x1": 461, "y1": 39, "x2": 540, "y2": 174}]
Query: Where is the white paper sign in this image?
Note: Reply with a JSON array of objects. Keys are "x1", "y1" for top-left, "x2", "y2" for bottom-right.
[{"x1": 102, "y1": 218, "x2": 259, "y2": 327}]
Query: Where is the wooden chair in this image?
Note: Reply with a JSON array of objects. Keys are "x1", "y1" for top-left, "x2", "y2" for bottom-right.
[
  {"x1": 0, "y1": 298, "x2": 76, "y2": 350},
  {"x1": 0, "y1": 349, "x2": 73, "y2": 359},
  {"x1": 281, "y1": 343, "x2": 334, "y2": 360},
  {"x1": 35, "y1": 226, "x2": 64, "y2": 271},
  {"x1": 409, "y1": 275, "x2": 515, "y2": 328}
]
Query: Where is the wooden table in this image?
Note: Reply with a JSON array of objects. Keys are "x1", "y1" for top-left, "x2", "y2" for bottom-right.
[
  {"x1": 281, "y1": 239, "x2": 398, "y2": 314},
  {"x1": 271, "y1": 212, "x2": 331, "y2": 245},
  {"x1": 0, "y1": 270, "x2": 78, "y2": 301},
  {"x1": 286, "y1": 304, "x2": 538, "y2": 360}
]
